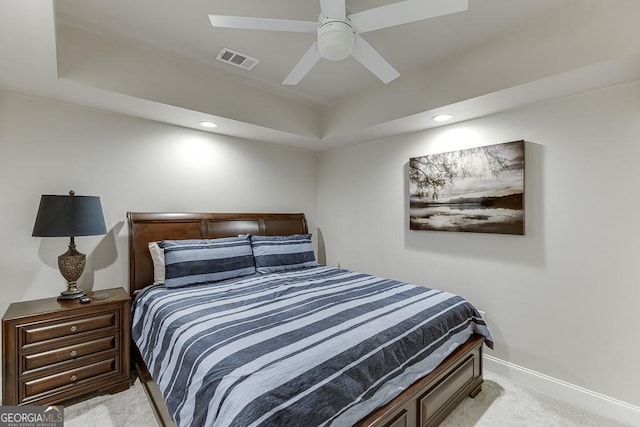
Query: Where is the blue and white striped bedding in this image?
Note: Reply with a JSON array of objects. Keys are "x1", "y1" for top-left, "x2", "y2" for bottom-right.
[
  {"x1": 132, "y1": 266, "x2": 493, "y2": 427},
  {"x1": 160, "y1": 236, "x2": 256, "y2": 288},
  {"x1": 251, "y1": 234, "x2": 317, "y2": 273}
]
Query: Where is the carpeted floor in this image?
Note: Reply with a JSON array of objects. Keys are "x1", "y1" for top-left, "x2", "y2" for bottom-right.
[{"x1": 63, "y1": 370, "x2": 630, "y2": 426}]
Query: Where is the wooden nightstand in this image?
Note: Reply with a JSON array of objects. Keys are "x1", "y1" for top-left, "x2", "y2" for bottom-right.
[{"x1": 2, "y1": 287, "x2": 131, "y2": 406}]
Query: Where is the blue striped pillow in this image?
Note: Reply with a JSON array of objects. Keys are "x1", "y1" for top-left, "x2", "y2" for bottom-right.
[
  {"x1": 251, "y1": 234, "x2": 317, "y2": 273},
  {"x1": 158, "y1": 235, "x2": 255, "y2": 288}
]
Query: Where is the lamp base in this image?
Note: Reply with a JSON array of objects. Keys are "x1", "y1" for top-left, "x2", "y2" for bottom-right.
[
  {"x1": 57, "y1": 287, "x2": 86, "y2": 300},
  {"x1": 57, "y1": 239, "x2": 87, "y2": 301}
]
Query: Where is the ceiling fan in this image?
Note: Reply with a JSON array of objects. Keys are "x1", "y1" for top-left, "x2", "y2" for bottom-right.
[{"x1": 209, "y1": 0, "x2": 468, "y2": 85}]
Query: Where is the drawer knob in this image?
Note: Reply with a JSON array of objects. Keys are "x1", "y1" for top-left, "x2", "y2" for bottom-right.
[
  {"x1": 70, "y1": 350, "x2": 78, "y2": 357},
  {"x1": 70, "y1": 374, "x2": 78, "y2": 382},
  {"x1": 70, "y1": 325, "x2": 77, "y2": 332}
]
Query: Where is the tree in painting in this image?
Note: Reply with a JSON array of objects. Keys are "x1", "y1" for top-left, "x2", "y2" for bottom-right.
[{"x1": 409, "y1": 140, "x2": 525, "y2": 235}]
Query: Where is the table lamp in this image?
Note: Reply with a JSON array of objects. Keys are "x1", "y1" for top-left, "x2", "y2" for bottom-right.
[{"x1": 32, "y1": 190, "x2": 107, "y2": 300}]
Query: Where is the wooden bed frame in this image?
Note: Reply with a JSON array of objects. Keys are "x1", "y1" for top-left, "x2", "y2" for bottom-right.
[{"x1": 127, "y1": 212, "x2": 485, "y2": 427}]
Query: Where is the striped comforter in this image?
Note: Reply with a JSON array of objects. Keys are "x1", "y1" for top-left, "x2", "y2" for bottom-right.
[{"x1": 132, "y1": 266, "x2": 493, "y2": 427}]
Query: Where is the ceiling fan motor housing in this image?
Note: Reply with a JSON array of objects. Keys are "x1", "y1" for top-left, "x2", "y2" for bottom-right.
[{"x1": 318, "y1": 20, "x2": 355, "y2": 61}]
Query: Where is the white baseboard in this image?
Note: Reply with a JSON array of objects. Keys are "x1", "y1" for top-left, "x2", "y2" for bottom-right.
[{"x1": 484, "y1": 354, "x2": 640, "y2": 426}]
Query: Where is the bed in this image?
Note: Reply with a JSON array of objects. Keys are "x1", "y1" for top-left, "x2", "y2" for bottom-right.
[{"x1": 127, "y1": 212, "x2": 492, "y2": 427}]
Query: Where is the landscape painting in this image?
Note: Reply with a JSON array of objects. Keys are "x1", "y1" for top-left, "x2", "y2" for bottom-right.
[{"x1": 409, "y1": 140, "x2": 525, "y2": 235}]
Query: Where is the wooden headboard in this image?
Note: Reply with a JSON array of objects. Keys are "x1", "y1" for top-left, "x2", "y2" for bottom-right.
[{"x1": 127, "y1": 212, "x2": 308, "y2": 296}]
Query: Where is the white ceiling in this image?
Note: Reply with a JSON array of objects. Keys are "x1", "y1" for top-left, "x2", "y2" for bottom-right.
[
  {"x1": 55, "y1": 0, "x2": 580, "y2": 108},
  {"x1": 1, "y1": 0, "x2": 639, "y2": 150}
]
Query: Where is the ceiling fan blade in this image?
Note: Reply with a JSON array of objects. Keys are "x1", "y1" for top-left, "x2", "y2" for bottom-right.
[
  {"x1": 320, "y1": 0, "x2": 346, "y2": 19},
  {"x1": 283, "y1": 43, "x2": 321, "y2": 85},
  {"x1": 351, "y1": 34, "x2": 400, "y2": 84},
  {"x1": 209, "y1": 15, "x2": 317, "y2": 33},
  {"x1": 349, "y1": 0, "x2": 468, "y2": 34}
]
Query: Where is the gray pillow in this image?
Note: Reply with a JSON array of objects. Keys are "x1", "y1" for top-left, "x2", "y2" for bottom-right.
[
  {"x1": 159, "y1": 235, "x2": 255, "y2": 288},
  {"x1": 251, "y1": 234, "x2": 317, "y2": 273}
]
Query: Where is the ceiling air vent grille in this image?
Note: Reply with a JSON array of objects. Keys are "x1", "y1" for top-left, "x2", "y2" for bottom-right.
[{"x1": 216, "y1": 48, "x2": 260, "y2": 70}]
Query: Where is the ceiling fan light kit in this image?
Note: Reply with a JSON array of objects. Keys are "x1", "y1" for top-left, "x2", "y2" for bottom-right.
[
  {"x1": 209, "y1": 0, "x2": 468, "y2": 85},
  {"x1": 318, "y1": 20, "x2": 355, "y2": 61}
]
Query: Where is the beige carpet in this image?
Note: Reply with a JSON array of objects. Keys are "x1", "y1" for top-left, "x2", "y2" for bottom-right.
[{"x1": 63, "y1": 371, "x2": 630, "y2": 426}]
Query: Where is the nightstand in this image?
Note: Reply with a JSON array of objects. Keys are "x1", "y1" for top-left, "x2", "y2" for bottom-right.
[{"x1": 2, "y1": 287, "x2": 131, "y2": 406}]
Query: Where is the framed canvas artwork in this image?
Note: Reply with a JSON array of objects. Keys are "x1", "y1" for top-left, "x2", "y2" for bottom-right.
[{"x1": 409, "y1": 140, "x2": 525, "y2": 235}]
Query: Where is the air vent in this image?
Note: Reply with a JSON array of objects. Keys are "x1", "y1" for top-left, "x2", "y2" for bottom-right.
[{"x1": 216, "y1": 48, "x2": 260, "y2": 70}]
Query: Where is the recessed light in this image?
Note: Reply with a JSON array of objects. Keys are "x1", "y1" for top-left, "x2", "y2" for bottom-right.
[
  {"x1": 432, "y1": 114, "x2": 454, "y2": 122},
  {"x1": 199, "y1": 121, "x2": 217, "y2": 128}
]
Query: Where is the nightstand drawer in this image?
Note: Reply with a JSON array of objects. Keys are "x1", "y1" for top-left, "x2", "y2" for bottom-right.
[
  {"x1": 21, "y1": 356, "x2": 119, "y2": 401},
  {"x1": 22, "y1": 312, "x2": 117, "y2": 345},
  {"x1": 23, "y1": 335, "x2": 118, "y2": 373}
]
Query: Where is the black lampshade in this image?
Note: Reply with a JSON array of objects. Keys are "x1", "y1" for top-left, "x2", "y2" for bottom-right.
[{"x1": 32, "y1": 194, "x2": 107, "y2": 237}]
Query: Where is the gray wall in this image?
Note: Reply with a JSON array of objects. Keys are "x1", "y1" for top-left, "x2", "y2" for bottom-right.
[
  {"x1": 0, "y1": 90, "x2": 317, "y2": 318},
  {"x1": 317, "y1": 82, "x2": 640, "y2": 407}
]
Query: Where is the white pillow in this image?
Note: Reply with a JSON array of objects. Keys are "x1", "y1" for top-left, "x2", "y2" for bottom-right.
[{"x1": 148, "y1": 241, "x2": 165, "y2": 285}]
